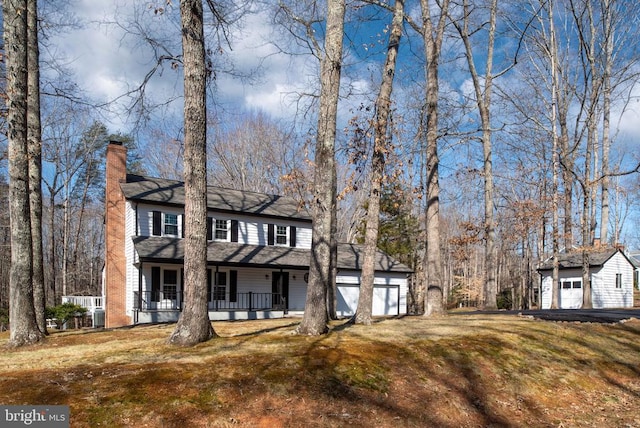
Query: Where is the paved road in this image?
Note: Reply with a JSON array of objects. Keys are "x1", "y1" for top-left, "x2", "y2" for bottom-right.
[{"x1": 453, "y1": 308, "x2": 640, "y2": 323}]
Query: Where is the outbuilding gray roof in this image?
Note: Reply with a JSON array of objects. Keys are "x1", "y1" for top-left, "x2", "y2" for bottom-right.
[
  {"x1": 537, "y1": 248, "x2": 630, "y2": 271},
  {"x1": 132, "y1": 236, "x2": 413, "y2": 273},
  {"x1": 121, "y1": 175, "x2": 311, "y2": 221}
]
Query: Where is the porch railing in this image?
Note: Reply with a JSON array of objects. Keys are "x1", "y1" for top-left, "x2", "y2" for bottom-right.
[
  {"x1": 133, "y1": 291, "x2": 286, "y2": 312},
  {"x1": 62, "y1": 296, "x2": 103, "y2": 312}
]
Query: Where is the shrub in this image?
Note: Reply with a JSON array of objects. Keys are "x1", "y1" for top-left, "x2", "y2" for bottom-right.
[
  {"x1": 46, "y1": 302, "x2": 88, "y2": 329},
  {"x1": 0, "y1": 308, "x2": 8, "y2": 331}
]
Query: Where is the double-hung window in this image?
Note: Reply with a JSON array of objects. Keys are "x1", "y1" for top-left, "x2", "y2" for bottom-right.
[
  {"x1": 215, "y1": 219, "x2": 229, "y2": 241},
  {"x1": 275, "y1": 225, "x2": 288, "y2": 245},
  {"x1": 616, "y1": 273, "x2": 622, "y2": 289},
  {"x1": 267, "y1": 224, "x2": 296, "y2": 247},
  {"x1": 214, "y1": 272, "x2": 226, "y2": 301},
  {"x1": 163, "y1": 269, "x2": 178, "y2": 301},
  {"x1": 164, "y1": 213, "x2": 178, "y2": 236}
]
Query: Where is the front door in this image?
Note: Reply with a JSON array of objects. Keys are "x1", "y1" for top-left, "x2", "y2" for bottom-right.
[{"x1": 272, "y1": 272, "x2": 289, "y2": 310}]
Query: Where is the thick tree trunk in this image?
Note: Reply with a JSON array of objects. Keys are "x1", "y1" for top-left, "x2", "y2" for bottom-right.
[
  {"x1": 421, "y1": 0, "x2": 449, "y2": 316},
  {"x1": 27, "y1": 0, "x2": 47, "y2": 334},
  {"x1": 354, "y1": 0, "x2": 403, "y2": 325},
  {"x1": 4, "y1": 0, "x2": 45, "y2": 347},
  {"x1": 168, "y1": 0, "x2": 215, "y2": 345},
  {"x1": 297, "y1": 0, "x2": 345, "y2": 335}
]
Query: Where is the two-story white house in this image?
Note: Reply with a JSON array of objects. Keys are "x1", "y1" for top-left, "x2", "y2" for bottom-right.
[{"x1": 104, "y1": 142, "x2": 412, "y2": 328}]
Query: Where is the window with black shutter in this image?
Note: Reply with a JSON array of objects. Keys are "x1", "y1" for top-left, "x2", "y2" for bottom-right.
[
  {"x1": 229, "y1": 270, "x2": 238, "y2": 303},
  {"x1": 152, "y1": 211, "x2": 162, "y2": 236},
  {"x1": 231, "y1": 220, "x2": 239, "y2": 242},
  {"x1": 267, "y1": 223, "x2": 275, "y2": 245},
  {"x1": 151, "y1": 266, "x2": 161, "y2": 302},
  {"x1": 206, "y1": 217, "x2": 213, "y2": 241},
  {"x1": 290, "y1": 226, "x2": 296, "y2": 247}
]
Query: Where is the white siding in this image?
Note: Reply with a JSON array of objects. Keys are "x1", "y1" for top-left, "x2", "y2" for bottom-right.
[
  {"x1": 125, "y1": 201, "x2": 138, "y2": 317},
  {"x1": 134, "y1": 203, "x2": 312, "y2": 248},
  {"x1": 539, "y1": 253, "x2": 634, "y2": 309},
  {"x1": 591, "y1": 252, "x2": 634, "y2": 308},
  {"x1": 540, "y1": 275, "x2": 552, "y2": 309}
]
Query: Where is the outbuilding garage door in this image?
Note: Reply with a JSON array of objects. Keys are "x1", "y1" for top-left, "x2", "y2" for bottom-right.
[{"x1": 336, "y1": 284, "x2": 400, "y2": 317}]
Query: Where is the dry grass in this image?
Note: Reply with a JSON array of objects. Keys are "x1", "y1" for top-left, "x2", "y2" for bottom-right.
[{"x1": 1, "y1": 314, "x2": 640, "y2": 427}]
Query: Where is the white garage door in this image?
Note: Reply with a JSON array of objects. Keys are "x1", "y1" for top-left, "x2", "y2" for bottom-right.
[
  {"x1": 336, "y1": 284, "x2": 400, "y2": 317},
  {"x1": 559, "y1": 279, "x2": 583, "y2": 309}
]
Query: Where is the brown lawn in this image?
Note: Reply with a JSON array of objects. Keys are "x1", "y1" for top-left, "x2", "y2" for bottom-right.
[{"x1": 1, "y1": 314, "x2": 640, "y2": 427}]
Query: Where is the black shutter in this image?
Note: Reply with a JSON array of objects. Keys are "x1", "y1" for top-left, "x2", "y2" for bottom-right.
[
  {"x1": 290, "y1": 226, "x2": 296, "y2": 247},
  {"x1": 206, "y1": 217, "x2": 213, "y2": 241},
  {"x1": 180, "y1": 268, "x2": 184, "y2": 309},
  {"x1": 229, "y1": 270, "x2": 237, "y2": 303},
  {"x1": 267, "y1": 223, "x2": 275, "y2": 245},
  {"x1": 152, "y1": 211, "x2": 162, "y2": 236},
  {"x1": 181, "y1": 214, "x2": 185, "y2": 238},
  {"x1": 151, "y1": 266, "x2": 161, "y2": 302},
  {"x1": 207, "y1": 269, "x2": 212, "y2": 302},
  {"x1": 231, "y1": 220, "x2": 239, "y2": 242}
]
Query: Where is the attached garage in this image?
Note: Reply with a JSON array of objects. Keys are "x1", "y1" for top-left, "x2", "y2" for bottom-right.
[
  {"x1": 336, "y1": 284, "x2": 401, "y2": 317},
  {"x1": 333, "y1": 264, "x2": 410, "y2": 317}
]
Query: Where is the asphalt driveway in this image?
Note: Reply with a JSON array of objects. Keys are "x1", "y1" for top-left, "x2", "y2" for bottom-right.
[{"x1": 453, "y1": 308, "x2": 640, "y2": 323}]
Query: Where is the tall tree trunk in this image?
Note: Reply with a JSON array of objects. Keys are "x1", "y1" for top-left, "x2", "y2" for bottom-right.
[
  {"x1": 48, "y1": 188, "x2": 57, "y2": 306},
  {"x1": 4, "y1": 0, "x2": 45, "y2": 347},
  {"x1": 27, "y1": 0, "x2": 46, "y2": 334},
  {"x1": 297, "y1": 0, "x2": 345, "y2": 335},
  {"x1": 421, "y1": 0, "x2": 450, "y2": 316},
  {"x1": 354, "y1": 0, "x2": 404, "y2": 325},
  {"x1": 454, "y1": 0, "x2": 498, "y2": 310},
  {"x1": 548, "y1": 0, "x2": 561, "y2": 310},
  {"x1": 599, "y1": 0, "x2": 613, "y2": 245},
  {"x1": 168, "y1": 0, "x2": 215, "y2": 345}
]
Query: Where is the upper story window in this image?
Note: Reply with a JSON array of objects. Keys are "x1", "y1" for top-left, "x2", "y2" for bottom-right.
[
  {"x1": 215, "y1": 219, "x2": 229, "y2": 241},
  {"x1": 152, "y1": 210, "x2": 180, "y2": 237},
  {"x1": 164, "y1": 213, "x2": 179, "y2": 236},
  {"x1": 275, "y1": 225, "x2": 288, "y2": 245},
  {"x1": 616, "y1": 273, "x2": 622, "y2": 289},
  {"x1": 268, "y1": 224, "x2": 296, "y2": 247},
  {"x1": 207, "y1": 217, "x2": 239, "y2": 242}
]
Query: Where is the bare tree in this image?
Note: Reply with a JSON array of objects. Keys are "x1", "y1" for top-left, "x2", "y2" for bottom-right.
[
  {"x1": 27, "y1": 0, "x2": 46, "y2": 333},
  {"x1": 3, "y1": 0, "x2": 45, "y2": 346},
  {"x1": 297, "y1": 0, "x2": 345, "y2": 335},
  {"x1": 421, "y1": 0, "x2": 450, "y2": 316},
  {"x1": 450, "y1": 0, "x2": 501, "y2": 310},
  {"x1": 353, "y1": 0, "x2": 404, "y2": 325},
  {"x1": 168, "y1": 0, "x2": 216, "y2": 346}
]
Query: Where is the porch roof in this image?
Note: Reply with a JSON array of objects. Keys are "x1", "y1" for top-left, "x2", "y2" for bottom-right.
[{"x1": 132, "y1": 236, "x2": 413, "y2": 273}]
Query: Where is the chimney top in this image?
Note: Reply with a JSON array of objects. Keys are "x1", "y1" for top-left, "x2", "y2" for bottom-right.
[{"x1": 109, "y1": 140, "x2": 123, "y2": 146}]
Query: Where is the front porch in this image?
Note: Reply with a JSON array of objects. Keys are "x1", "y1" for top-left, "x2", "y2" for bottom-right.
[{"x1": 132, "y1": 290, "x2": 288, "y2": 324}]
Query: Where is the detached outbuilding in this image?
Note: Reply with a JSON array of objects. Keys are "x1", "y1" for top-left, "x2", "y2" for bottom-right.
[{"x1": 538, "y1": 249, "x2": 635, "y2": 309}]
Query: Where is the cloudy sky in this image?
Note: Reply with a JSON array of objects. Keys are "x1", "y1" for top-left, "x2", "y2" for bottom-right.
[
  {"x1": 45, "y1": 1, "x2": 317, "y2": 130},
  {"x1": 45, "y1": 1, "x2": 639, "y2": 142}
]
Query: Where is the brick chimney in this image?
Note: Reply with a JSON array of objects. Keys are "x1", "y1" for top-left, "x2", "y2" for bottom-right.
[{"x1": 104, "y1": 141, "x2": 130, "y2": 327}]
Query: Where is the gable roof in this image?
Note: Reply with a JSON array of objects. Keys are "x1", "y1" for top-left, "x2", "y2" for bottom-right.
[
  {"x1": 628, "y1": 252, "x2": 640, "y2": 269},
  {"x1": 120, "y1": 175, "x2": 311, "y2": 222},
  {"x1": 537, "y1": 248, "x2": 633, "y2": 271},
  {"x1": 132, "y1": 236, "x2": 413, "y2": 273}
]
